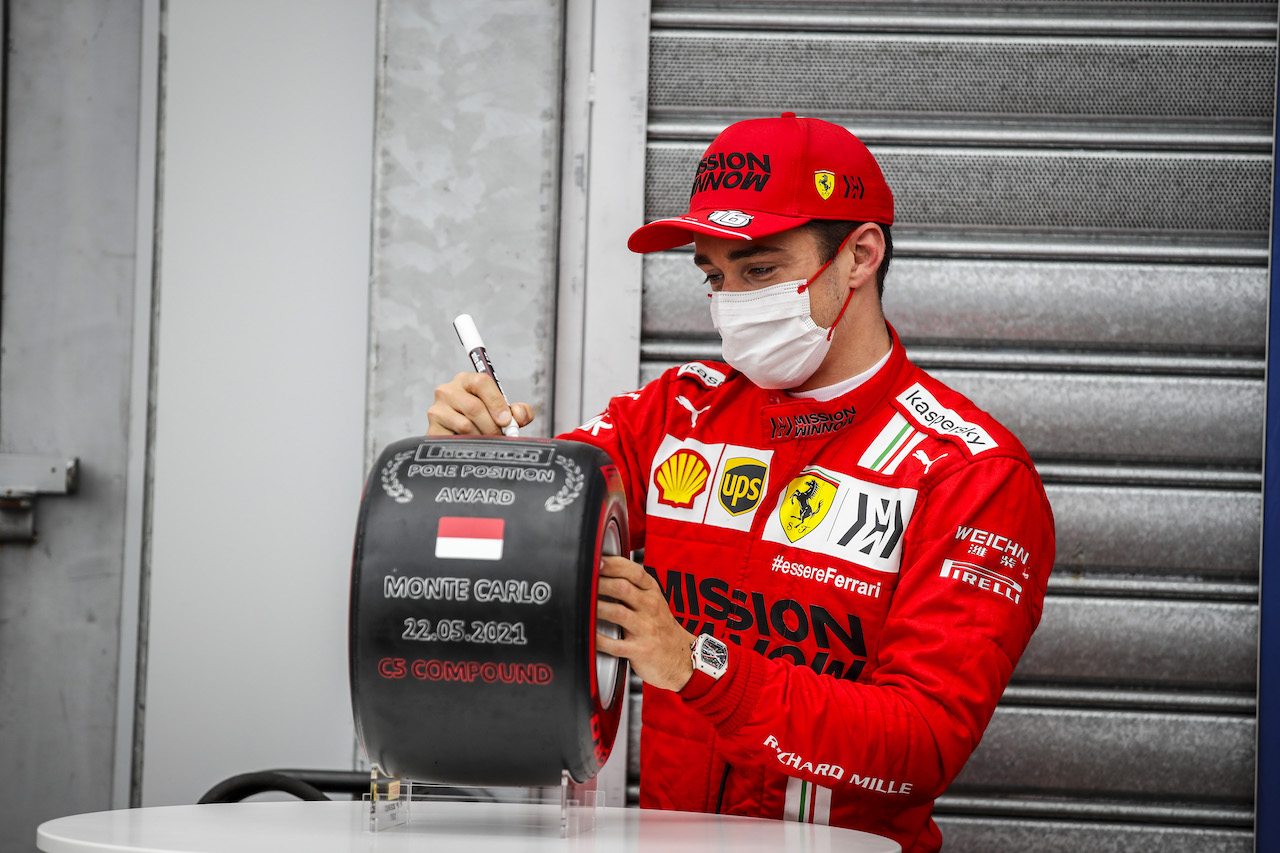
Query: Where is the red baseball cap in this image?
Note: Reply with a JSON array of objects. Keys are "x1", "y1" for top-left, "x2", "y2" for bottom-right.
[{"x1": 627, "y1": 112, "x2": 894, "y2": 254}]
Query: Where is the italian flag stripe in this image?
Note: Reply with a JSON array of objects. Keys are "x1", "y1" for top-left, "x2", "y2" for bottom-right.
[
  {"x1": 784, "y1": 778, "x2": 832, "y2": 824},
  {"x1": 870, "y1": 421, "x2": 913, "y2": 470},
  {"x1": 860, "y1": 413, "x2": 917, "y2": 472},
  {"x1": 785, "y1": 777, "x2": 832, "y2": 824},
  {"x1": 884, "y1": 430, "x2": 928, "y2": 475}
]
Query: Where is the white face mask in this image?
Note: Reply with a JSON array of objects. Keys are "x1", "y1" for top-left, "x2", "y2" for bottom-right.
[{"x1": 709, "y1": 280, "x2": 833, "y2": 389}]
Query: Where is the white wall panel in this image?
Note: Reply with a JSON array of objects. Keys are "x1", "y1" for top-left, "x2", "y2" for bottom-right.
[{"x1": 142, "y1": 0, "x2": 376, "y2": 806}]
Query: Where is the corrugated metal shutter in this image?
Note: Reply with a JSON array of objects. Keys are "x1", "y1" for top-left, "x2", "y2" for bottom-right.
[{"x1": 627, "y1": 2, "x2": 1273, "y2": 850}]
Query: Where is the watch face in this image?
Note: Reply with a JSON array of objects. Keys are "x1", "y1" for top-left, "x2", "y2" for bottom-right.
[{"x1": 699, "y1": 636, "x2": 728, "y2": 670}]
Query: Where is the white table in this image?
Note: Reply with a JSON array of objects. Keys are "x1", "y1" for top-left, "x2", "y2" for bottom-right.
[{"x1": 37, "y1": 799, "x2": 901, "y2": 852}]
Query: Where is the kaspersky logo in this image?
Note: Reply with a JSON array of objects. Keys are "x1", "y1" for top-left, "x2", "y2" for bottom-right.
[
  {"x1": 719, "y1": 458, "x2": 767, "y2": 516},
  {"x1": 655, "y1": 449, "x2": 710, "y2": 508},
  {"x1": 779, "y1": 472, "x2": 838, "y2": 542},
  {"x1": 897, "y1": 384, "x2": 998, "y2": 454}
]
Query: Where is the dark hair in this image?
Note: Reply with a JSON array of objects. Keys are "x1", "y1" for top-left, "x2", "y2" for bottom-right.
[{"x1": 803, "y1": 220, "x2": 893, "y2": 300}]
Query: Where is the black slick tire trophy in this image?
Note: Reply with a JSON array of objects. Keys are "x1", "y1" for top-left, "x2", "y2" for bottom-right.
[{"x1": 349, "y1": 436, "x2": 628, "y2": 786}]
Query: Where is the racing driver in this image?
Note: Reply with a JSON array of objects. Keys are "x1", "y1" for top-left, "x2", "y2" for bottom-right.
[{"x1": 427, "y1": 112, "x2": 1056, "y2": 853}]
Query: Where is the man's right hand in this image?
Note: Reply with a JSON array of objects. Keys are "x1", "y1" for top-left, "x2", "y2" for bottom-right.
[{"x1": 426, "y1": 372, "x2": 536, "y2": 436}]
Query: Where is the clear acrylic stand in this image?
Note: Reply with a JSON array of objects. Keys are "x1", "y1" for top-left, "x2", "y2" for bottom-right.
[
  {"x1": 362, "y1": 768, "x2": 605, "y2": 838},
  {"x1": 364, "y1": 768, "x2": 409, "y2": 832},
  {"x1": 560, "y1": 769, "x2": 604, "y2": 837}
]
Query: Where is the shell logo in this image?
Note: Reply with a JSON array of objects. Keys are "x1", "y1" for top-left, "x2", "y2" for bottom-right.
[{"x1": 655, "y1": 449, "x2": 711, "y2": 509}]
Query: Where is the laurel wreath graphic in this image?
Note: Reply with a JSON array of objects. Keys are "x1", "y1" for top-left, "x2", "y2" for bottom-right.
[
  {"x1": 544, "y1": 455, "x2": 584, "y2": 512},
  {"x1": 380, "y1": 450, "x2": 415, "y2": 504}
]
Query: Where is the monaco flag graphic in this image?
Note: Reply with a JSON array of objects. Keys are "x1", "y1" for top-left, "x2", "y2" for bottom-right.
[{"x1": 435, "y1": 517, "x2": 505, "y2": 561}]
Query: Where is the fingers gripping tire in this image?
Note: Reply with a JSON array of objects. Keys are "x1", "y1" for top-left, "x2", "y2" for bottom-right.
[{"x1": 349, "y1": 437, "x2": 629, "y2": 786}]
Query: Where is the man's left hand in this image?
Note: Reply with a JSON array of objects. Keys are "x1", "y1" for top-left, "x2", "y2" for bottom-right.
[{"x1": 596, "y1": 556, "x2": 696, "y2": 692}]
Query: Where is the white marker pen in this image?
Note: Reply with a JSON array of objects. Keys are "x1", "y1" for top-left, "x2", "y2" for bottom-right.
[{"x1": 452, "y1": 313, "x2": 520, "y2": 438}]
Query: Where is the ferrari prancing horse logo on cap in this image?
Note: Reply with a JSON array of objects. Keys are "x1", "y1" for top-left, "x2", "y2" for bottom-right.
[{"x1": 814, "y1": 171, "x2": 835, "y2": 200}]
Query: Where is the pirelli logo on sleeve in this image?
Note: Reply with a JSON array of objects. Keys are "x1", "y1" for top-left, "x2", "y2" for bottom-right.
[
  {"x1": 939, "y1": 559, "x2": 1022, "y2": 605},
  {"x1": 761, "y1": 467, "x2": 918, "y2": 574},
  {"x1": 896, "y1": 384, "x2": 998, "y2": 455}
]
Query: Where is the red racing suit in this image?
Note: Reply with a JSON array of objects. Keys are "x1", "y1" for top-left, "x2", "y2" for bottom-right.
[{"x1": 563, "y1": 326, "x2": 1055, "y2": 852}]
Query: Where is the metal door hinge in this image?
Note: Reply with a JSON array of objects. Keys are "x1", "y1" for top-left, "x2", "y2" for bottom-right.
[{"x1": 0, "y1": 454, "x2": 79, "y2": 541}]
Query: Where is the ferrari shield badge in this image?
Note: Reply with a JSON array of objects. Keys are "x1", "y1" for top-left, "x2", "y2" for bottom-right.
[
  {"x1": 814, "y1": 170, "x2": 836, "y2": 200},
  {"x1": 779, "y1": 471, "x2": 838, "y2": 542}
]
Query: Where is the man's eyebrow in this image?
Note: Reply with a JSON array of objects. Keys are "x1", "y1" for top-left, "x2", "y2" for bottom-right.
[{"x1": 692, "y1": 245, "x2": 785, "y2": 266}]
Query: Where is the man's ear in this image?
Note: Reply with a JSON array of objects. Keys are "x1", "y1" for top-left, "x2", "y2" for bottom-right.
[{"x1": 844, "y1": 223, "x2": 885, "y2": 291}]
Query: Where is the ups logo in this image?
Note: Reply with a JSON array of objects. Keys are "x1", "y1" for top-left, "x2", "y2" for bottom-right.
[{"x1": 718, "y1": 458, "x2": 767, "y2": 516}]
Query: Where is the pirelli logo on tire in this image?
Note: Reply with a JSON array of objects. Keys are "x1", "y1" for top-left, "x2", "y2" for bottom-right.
[
  {"x1": 647, "y1": 436, "x2": 773, "y2": 532},
  {"x1": 761, "y1": 467, "x2": 918, "y2": 574}
]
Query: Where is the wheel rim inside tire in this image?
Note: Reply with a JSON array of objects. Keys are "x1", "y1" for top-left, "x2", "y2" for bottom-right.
[{"x1": 596, "y1": 517, "x2": 623, "y2": 712}]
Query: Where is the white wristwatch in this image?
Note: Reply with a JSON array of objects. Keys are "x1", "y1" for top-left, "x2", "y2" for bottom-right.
[{"x1": 691, "y1": 634, "x2": 730, "y2": 680}]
